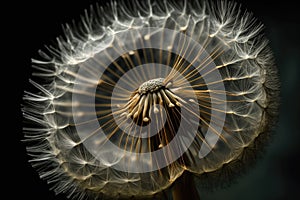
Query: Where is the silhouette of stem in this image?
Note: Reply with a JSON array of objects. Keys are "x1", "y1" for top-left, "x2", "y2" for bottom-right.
[{"x1": 172, "y1": 171, "x2": 200, "y2": 200}]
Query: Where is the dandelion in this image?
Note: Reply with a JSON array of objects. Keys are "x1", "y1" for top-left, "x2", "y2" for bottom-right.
[{"x1": 22, "y1": 0, "x2": 279, "y2": 199}]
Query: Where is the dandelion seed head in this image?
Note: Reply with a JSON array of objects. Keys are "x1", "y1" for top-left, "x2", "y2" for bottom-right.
[{"x1": 22, "y1": 0, "x2": 280, "y2": 199}]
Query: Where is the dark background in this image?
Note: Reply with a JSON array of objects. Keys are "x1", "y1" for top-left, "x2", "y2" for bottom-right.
[{"x1": 13, "y1": 0, "x2": 300, "y2": 199}]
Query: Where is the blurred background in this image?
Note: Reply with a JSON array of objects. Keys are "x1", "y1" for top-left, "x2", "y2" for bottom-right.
[{"x1": 14, "y1": 0, "x2": 299, "y2": 199}]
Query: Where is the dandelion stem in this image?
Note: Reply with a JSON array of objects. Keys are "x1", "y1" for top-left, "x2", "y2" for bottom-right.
[{"x1": 172, "y1": 171, "x2": 201, "y2": 200}]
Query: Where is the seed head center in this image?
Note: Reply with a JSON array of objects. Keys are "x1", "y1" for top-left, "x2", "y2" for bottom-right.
[
  {"x1": 138, "y1": 78, "x2": 165, "y2": 94},
  {"x1": 121, "y1": 78, "x2": 184, "y2": 124}
]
